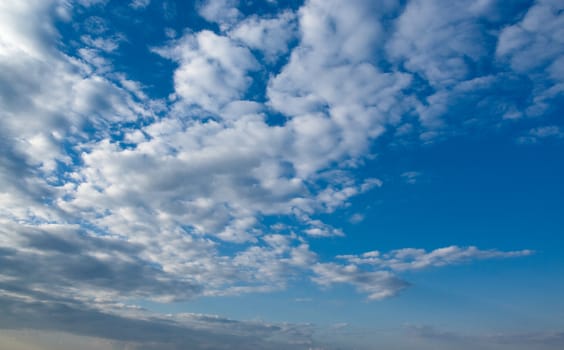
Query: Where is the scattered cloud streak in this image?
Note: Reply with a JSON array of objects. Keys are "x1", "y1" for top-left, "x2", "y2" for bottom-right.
[
  {"x1": 337, "y1": 246, "x2": 533, "y2": 271},
  {"x1": 406, "y1": 324, "x2": 564, "y2": 350}
]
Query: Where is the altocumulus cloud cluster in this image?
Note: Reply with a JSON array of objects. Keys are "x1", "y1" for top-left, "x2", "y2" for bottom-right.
[{"x1": 0, "y1": 0, "x2": 562, "y2": 349}]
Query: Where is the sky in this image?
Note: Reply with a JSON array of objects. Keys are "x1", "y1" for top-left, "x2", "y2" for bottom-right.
[{"x1": 0, "y1": 0, "x2": 563, "y2": 349}]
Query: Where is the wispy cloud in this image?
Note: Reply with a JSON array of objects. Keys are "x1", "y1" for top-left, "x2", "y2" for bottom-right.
[
  {"x1": 401, "y1": 171, "x2": 421, "y2": 184},
  {"x1": 518, "y1": 125, "x2": 564, "y2": 143},
  {"x1": 337, "y1": 246, "x2": 533, "y2": 271},
  {"x1": 130, "y1": 0, "x2": 150, "y2": 10},
  {"x1": 406, "y1": 324, "x2": 564, "y2": 350}
]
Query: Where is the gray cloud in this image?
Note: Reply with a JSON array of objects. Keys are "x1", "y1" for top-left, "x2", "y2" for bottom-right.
[{"x1": 0, "y1": 295, "x2": 320, "y2": 350}]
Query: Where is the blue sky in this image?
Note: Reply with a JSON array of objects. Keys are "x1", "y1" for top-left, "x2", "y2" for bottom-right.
[{"x1": 0, "y1": 0, "x2": 563, "y2": 349}]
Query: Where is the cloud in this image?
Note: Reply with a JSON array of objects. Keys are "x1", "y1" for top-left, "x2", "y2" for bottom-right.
[
  {"x1": 154, "y1": 30, "x2": 259, "y2": 114},
  {"x1": 0, "y1": 295, "x2": 320, "y2": 350},
  {"x1": 382, "y1": 0, "x2": 564, "y2": 136},
  {"x1": 517, "y1": 125, "x2": 564, "y2": 143},
  {"x1": 76, "y1": 0, "x2": 109, "y2": 7},
  {"x1": 0, "y1": 222, "x2": 205, "y2": 303},
  {"x1": 406, "y1": 324, "x2": 564, "y2": 350},
  {"x1": 312, "y1": 263, "x2": 410, "y2": 300},
  {"x1": 310, "y1": 245, "x2": 531, "y2": 300},
  {"x1": 230, "y1": 11, "x2": 297, "y2": 61},
  {"x1": 529, "y1": 125, "x2": 564, "y2": 138},
  {"x1": 387, "y1": 0, "x2": 491, "y2": 88},
  {"x1": 496, "y1": 0, "x2": 564, "y2": 76},
  {"x1": 401, "y1": 171, "x2": 421, "y2": 184},
  {"x1": 267, "y1": 0, "x2": 412, "y2": 172},
  {"x1": 337, "y1": 246, "x2": 533, "y2": 271},
  {"x1": 1, "y1": 0, "x2": 536, "y2": 301},
  {"x1": 198, "y1": 0, "x2": 242, "y2": 31},
  {"x1": 0, "y1": 0, "x2": 550, "y2": 346},
  {"x1": 130, "y1": 0, "x2": 150, "y2": 9},
  {"x1": 348, "y1": 213, "x2": 365, "y2": 224},
  {"x1": 387, "y1": 0, "x2": 488, "y2": 131},
  {"x1": 496, "y1": 0, "x2": 564, "y2": 116}
]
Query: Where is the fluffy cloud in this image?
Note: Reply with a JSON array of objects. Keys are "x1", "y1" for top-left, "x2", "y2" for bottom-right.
[
  {"x1": 0, "y1": 0, "x2": 552, "y2": 346},
  {"x1": 198, "y1": 0, "x2": 242, "y2": 31},
  {"x1": 387, "y1": 0, "x2": 491, "y2": 88},
  {"x1": 268, "y1": 0, "x2": 412, "y2": 170},
  {"x1": 155, "y1": 30, "x2": 259, "y2": 114},
  {"x1": 0, "y1": 0, "x2": 148, "y2": 226},
  {"x1": 230, "y1": 11, "x2": 297, "y2": 61},
  {"x1": 312, "y1": 263, "x2": 409, "y2": 300},
  {"x1": 496, "y1": 0, "x2": 564, "y2": 116}
]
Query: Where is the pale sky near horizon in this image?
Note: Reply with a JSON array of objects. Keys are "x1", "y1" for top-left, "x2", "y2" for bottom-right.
[{"x1": 0, "y1": 0, "x2": 563, "y2": 349}]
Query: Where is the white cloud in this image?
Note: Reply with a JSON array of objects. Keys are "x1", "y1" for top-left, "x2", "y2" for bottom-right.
[
  {"x1": 401, "y1": 171, "x2": 421, "y2": 184},
  {"x1": 77, "y1": 0, "x2": 109, "y2": 7},
  {"x1": 518, "y1": 125, "x2": 564, "y2": 143},
  {"x1": 311, "y1": 245, "x2": 531, "y2": 300},
  {"x1": 348, "y1": 213, "x2": 365, "y2": 224},
  {"x1": 387, "y1": 0, "x2": 489, "y2": 88},
  {"x1": 386, "y1": 0, "x2": 500, "y2": 131},
  {"x1": 198, "y1": 0, "x2": 242, "y2": 31},
  {"x1": 230, "y1": 11, "x2": 297, "y2": 61},
  {"x1": 154, "y1": 30, "x2": 259, "y2": 114},
  {"x1": 304, "y1": 225, "x2": 344, "y2": 238},
  {"x1": 337, "y1": 246, "x2": 533, "y2": 271},
  {"x1": 130, "y1": 0, "x2": 150, "y2": 9},
  {"x1": 497, "y1": 0, "x2": 564, "y2": 76},
  {"x1": 80, "y1": 34, "x2": 122, "y2": 52},
  {"x1": 312, "y1": 263, "x2": 409, "y2": 300},
  {"x1": 406, "y1": 324, "x2": 564, "y2": 350},
  {"x1": 268, "y1": 0, "x2": 412, "y2": 172},
  {"x1": 0, "y1": 0, "x2": 149, "y2": 227},
  {"x1": 0, "y1": 298, "x2": 321, "y2": 350},
  {"x1": 0, "y1": 0, "x2": 542, "y2": 340},
  {"x1": 496, "y1": 0, "x2": 564, "y2": 116},
  {"x1": 529, "y1": 126, "x2": 564, "y2": 138}
]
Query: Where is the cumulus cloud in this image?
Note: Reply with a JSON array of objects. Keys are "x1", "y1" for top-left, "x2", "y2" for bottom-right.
[
  {"x1": 0, "y1": 0, "x2": 148, "y2": 225},
  {"x1": 267, "y1": 0, "x2": 412, "y2": 172},
  {"x1": 230, "y1": 11, "x2": 297, "y2": 61},
  {"x1": 496, "y1": 0, "x2": 564, "y2": 116},
  {"x1": 198, "y1": 0, "x2": 242, "y2": 31},
  {"x1": 154, "y1": 30, "x2": 259, "y2": 114},
  {"x1": 496, "y1": 0, "x2": 564, "y2": 76},
  {"x1": 0, "y1": 0, "x2": 550, "y2": 346}
]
